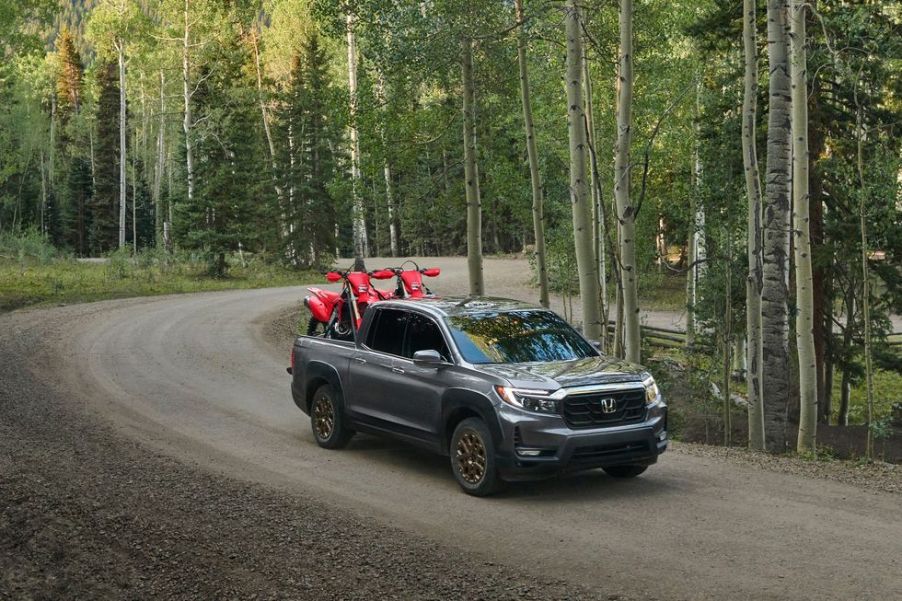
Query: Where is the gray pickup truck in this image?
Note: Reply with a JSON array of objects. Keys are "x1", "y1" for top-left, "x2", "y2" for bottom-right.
[{"x1": 290, "y1": 296, "x2": 667, "y2": 495}]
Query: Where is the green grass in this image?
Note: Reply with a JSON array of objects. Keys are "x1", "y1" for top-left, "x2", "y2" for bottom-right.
[
  {"x1": 0, "y1": 238, "x2": 317, "y2": 313},
  {"x1": 830, "y1": 365, "x2": 902, "y2": 425},
  {"x1": 638, "y1": 271, "x2": 687, "y2": 312}
]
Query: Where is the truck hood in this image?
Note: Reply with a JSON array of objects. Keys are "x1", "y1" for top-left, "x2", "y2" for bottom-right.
[{"x1": 475, "y1": 355, "x2": 647, "y2": 390}]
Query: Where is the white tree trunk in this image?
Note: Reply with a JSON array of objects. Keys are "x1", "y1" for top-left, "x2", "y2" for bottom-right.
[
  {"x1": 131, "y1": 132, "x2": 137, "y2": 251},
  {"x1": 182, "y1": 0, "x2": 194, "y2": 206},
  {"x1": 89, "y1": 127, "x2": 96, "y2": 189},
  {"x1": 346, "y1": 11, "x2": 368, "y2": 264},
  {"x1": 154, "y1": 69, "x2": 165, "y2": 247},
  {"x1": 690, "y1": 80, "x2": 706, "y2": 335},
  {"x1": 49, "y1": 95, "x2": 56, "y2": 192},
  {"x1": 584, "y1": 44, "x2": 607, "y2": 343},
  {"x1": 854, "y1": 82, "x2": 875, "y2": 459},
  {"x1": 461, "y1": 37, "x2": 484, "y2": 296},
  {"x1": 565, "y1": 1, "x2": 601, "y2": 340},
  {"x1": 375, "y1": 73, "x2": 399, "y2": 258},
  {"x1": 791, "y1": 0, "x2": 817, "y2": 453},
  {"x1": 742, "y1": 0, "x2": 765, "y2": 451},
  {"x1": 118, "y1": 42, "x2": 127, "y2": 249},
  {"x1": 384, "y1": 162, "x2": 398, "y2": 257},
  {"x1": 614, "y1": 0, "x2": 640, "y2": 361},
  {"x1": 762, "y1": 0, "x2": 792, "y2": 453},
  {"x1": 40, "y1": 150, "x2": 47, "y2": 236},
  {"x1": 515, "y1": 0, "x2": 549, "y2": 308}
]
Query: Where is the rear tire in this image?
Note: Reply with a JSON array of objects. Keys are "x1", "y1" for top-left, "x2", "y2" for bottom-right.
[
  {"x1": 310, "y1": 384, "x2": 354, "y2": 449},
  {"x1": 602, "y1": 465, "x2": 647, "y2": 478},
  {"x1": 329, "y1": 308, "x2": 353, "y2": 340},
  {"x1": 450, "y1": 418, "x2": 501, "y2": 496}
]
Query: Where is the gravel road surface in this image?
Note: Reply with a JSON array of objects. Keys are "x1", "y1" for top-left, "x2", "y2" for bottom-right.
[{"x1": 2, "y1": 256, "x2": 900, "y2": 600}]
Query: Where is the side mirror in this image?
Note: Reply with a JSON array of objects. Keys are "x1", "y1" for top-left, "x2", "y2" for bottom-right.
[{"x1": 413, "y1": 349, "x2": 444, "y2": 366}]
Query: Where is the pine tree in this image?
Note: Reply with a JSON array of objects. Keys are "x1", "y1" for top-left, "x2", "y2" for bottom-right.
[
  {"x1": 91, "y1": 61, "x2": 121, "y2": 253},
  {"x1": 279, "y1": 32, "x2": 340, "y2": 267},
  {"x1": 64, "y1": 157, "x2": 93, "y2": 255},
  {"x1": 56, "y1": 28, "x2": 83, "y2": 124},
  {"x1": 178, "y1": 33, "x2": 269, "y2": 275},
  {"x1": 54, "y1": 27, "x2": 91, "y2": 254}
]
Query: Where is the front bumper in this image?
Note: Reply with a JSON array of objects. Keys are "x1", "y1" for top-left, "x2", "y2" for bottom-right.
[{"x1": 495, "y1": 404, "x2": 667, "y2": 481}]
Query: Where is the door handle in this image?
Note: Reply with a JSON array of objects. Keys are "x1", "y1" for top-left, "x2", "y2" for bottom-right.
[
  {"x1": 391, "y1": 367, "x2": 405, "y2": 374},
  {"x1": 353, "y1": 357, "x2": 367, "y2": 364}
]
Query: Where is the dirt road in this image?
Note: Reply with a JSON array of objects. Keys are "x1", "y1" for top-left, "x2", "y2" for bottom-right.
[{"x1": 2, "y1": 254, "x2": 900, "y2": 600}]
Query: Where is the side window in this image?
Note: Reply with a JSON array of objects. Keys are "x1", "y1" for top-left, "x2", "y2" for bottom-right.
[
  {"x1": 366, "y1": 308, "x2": 407, "y2": 356},
  {"x1": 404, "y1": 313, "x2": 450, "y2": 361}
]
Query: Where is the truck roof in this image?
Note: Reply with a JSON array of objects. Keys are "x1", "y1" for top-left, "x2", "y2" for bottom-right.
[{"x1": 374, "y1": 296, "x2": 544, "y2": 318}]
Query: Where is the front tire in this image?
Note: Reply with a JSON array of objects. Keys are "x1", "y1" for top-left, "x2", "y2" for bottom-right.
[
  {"x1": 603, "y1": 465, "x2": 647, "y2": 478},
  {"x1": 310, "y1": 384, "x2": 353, "y2": 449},
  {"x1": 450, "y1": 418, "x2": 501, "y2": 496},
  {"x1": 307, "y1": 316, "x2": 326, "y2": 336}
]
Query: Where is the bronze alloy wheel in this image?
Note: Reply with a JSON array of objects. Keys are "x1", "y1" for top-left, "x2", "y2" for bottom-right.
[
  {"x1": 312, "y1": 395, "x2": 335, "y2": 441},
  {"x1": 455, "y1": 430, "x2": 487, "y2": 485}
]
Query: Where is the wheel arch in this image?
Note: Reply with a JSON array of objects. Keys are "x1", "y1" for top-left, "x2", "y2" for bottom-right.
[
  {"x1": 441, "y1": 389, "x2": 502, "y2": 454},
  {"x1": 304, "y1": 361, "x2": 345, "y2": 413}
]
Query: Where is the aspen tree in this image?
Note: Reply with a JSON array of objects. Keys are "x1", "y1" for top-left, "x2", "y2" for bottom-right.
[
  {"x1": 790, "y1": 0, "x2": 817, "y2": 453},
  {"x1": 762, "y1": 0, "x2": 792, "y2": 452},
  {"x1": 514, "y1": 0, "x2": 548, "y2": 308},
  {"x1": 461, "y1": 36, "x2": 484, "y2": 296},
  {"x1": 742, "y1": 0, "x2": 766, "y2": 451},
  {"x1": 346, "y1": 11, "x2": 368, "y2": 265},
  {"x1": 614, "y1": 0, "x2": 640, "y2": 361},
  {"x1": 565, "y1": 0, "x2": 601, "y2": 340}
]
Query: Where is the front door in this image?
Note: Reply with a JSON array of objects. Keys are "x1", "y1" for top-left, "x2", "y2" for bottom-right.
[{"x1": 387, "y1": 312, "x2": 452, "y2": 445}]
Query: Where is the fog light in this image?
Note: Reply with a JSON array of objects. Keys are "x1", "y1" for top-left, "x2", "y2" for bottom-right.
[
  {"x1": 647, "y1": 400, "x2": 666, "y2": 421},
  {"x1": 517, "y1": 448, "x2": 543, "y2": 457},
  {"x1": 658, "y1": 430, "x2": 667, "y2": 441}
]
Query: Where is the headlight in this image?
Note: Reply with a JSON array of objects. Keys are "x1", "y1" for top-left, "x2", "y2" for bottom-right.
[
  {"x1": 643, "y1": 376, "x2": 666, "y2": 420},
  {"x1": 642, "y1": 376, "x2": 660, "y2": 404},
  {"x1": 495, "y1": 386, "x2": 559, "y2": 415}
]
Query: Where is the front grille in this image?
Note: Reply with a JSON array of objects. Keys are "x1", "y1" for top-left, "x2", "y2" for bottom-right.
[
  {"x1": 571, "y1": 440, "x2": 650, "y2": 464},
  {"x1": 562, "y1": 388, "x2": 646, "y2": 429}
]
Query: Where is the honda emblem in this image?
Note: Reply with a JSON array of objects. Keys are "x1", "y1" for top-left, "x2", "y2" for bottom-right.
[{"x1": 600, "y1": 398, "x2": 617, "y2": 414}]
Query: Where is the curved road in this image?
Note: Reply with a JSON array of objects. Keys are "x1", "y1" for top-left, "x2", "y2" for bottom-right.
[{"x1": 2, "y1": 277, "x2": 897, "y2": 600}]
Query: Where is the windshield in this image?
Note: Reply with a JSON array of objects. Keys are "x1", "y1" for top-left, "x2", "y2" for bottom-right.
[{"x1": 445, "y1": 310, "x2": 598, "y2": 364}]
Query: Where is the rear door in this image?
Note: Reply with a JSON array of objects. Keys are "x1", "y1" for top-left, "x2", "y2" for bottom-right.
[{"x1": 345, "y1": 307, "x2": 410, "y2": 425}]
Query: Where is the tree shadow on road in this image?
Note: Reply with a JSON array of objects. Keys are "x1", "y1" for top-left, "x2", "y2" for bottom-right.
[{"x1": 340, "y1": 433, "x2": 685, "y2": 502}]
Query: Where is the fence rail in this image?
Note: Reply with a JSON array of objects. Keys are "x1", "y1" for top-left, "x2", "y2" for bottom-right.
[{"x1": 611, "y1": 326, "x2": 902, "y2": 349}]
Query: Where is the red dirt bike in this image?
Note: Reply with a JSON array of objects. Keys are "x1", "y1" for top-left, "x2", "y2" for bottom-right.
[
  {"x1": 304, "y1": 268, "x2": 394, "y2": 338},
  {"x1": 381, "y1": 261, "x2": 441, "y2": 299}
]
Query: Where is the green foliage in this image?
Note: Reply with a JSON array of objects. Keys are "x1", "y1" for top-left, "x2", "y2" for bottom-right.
[
  {"x1": 0, "y1": 238, "x2": 318, "y2": 313},
  {"x1": 86, "y1": 0, "x2": 148, "y2": 61},
  {"x1": 0, "y1": 229, "x2": 64, "y2": 265},
  {"x1": 832, "y1": 364, "x2": 902, "y2": 425}
]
